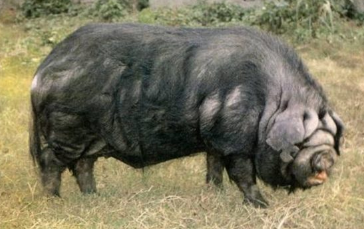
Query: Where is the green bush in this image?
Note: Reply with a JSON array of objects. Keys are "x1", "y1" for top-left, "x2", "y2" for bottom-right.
[
  {"x1": 19, "y1": 0, "x2": 363, "y2": 42},
  {"x1": 89, "y1": 0, "x2": 127, "y2": 21},
  {"x1": 21, "y1": 0, "x2": 73, "y2": 18},
  {"x1": 190, "y1": 2, "x2": 248, "y2": 25},
  {"x1": 253, "y1": 0, "x2": 335, "y2": 35},
  {"x1": 249, "y1": 0, "x2": 359, "y2": 40},
  {"x1": 252, "y1": 1, "x2": 293, "y2": 34},
  {"x1": 87, "y1": 0, "x2": 148, "y2": 21},
  {"x1": 137, "y1": 0, "x2": 149, "y2": 11},
  {"x1": 20, "y1": 0, "x2": 149, "y2": 20},
  {"x1": 138, "y1": 2, "x2": 249, "y2": 26},
  {"x1": 336, "y1": 0, "x2": 364, "y2": 25}
]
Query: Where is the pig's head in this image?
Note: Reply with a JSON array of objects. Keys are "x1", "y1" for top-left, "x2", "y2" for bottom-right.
[{"x1": 256, "y1": 105, "x2": 344, "y2": 191}]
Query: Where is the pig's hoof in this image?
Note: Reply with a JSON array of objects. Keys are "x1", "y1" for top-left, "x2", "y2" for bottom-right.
[{"x1": 243, "y1": 197, "x2": 269, "y2": 208}]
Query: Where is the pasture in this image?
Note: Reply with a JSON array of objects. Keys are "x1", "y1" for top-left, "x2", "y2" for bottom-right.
[{"x1": 1, "y1": 16, "x2": 364, "y2": 228}]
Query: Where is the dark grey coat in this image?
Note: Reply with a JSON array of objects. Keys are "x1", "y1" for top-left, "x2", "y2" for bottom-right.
[{"x1": 30, "y1": 23, "x2": 344, "y2": 207}]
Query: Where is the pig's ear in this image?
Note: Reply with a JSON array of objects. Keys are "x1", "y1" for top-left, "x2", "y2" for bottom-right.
[
  {"x1": 266, "y1": 108, "x2": 319, "y2": 151},
  {"x1": 329, "y1": 111, "x2": 344, "y2": 155}
]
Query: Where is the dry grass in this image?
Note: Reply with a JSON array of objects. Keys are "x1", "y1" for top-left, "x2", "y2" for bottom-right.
[{"x1": 1, "y1": 20, "x2": 364, "y2": 229}]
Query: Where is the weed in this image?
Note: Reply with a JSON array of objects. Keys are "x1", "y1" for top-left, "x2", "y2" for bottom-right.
[
  {"x1": 190, "y1": 2, "x2": 248, "y2": 25},
  {"x1": 89, "y1": 0, "x2": 127, "y2": 21},
  {"x1": 21, "y1": 0, "x2": 74, "y2": 18}
]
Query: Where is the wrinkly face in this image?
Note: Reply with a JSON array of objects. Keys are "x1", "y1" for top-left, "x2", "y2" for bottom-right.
[
  {"x1": 279, "y1": 120, "x2": 341, "y2": 190},
  {"x1": 258, "y1": 107, "x2": 344, "y2": 191}
]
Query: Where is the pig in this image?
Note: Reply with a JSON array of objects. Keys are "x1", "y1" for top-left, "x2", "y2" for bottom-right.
[{"x1": 30, "y1": 23, "x2": 344, "y2": 207}]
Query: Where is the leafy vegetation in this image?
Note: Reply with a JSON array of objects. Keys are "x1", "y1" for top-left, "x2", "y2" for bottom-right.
[
  {"x1": 137, "y1": 2, "x2": 250, "y2": 26},
  {"x1": 189, "y1": 2, "x2": 249, "y2": 25},
  {"x1": 18, "y1": 0, "x2": 364, "y2": 40},
  {"x1": 138, "y1": 0, "x2": 363, "y2": 41},
  {"x1": 252, "y1": 0, "x2": 361, "y2": 39},
  {"x1": 21, "y1": 0, "x2": 74, "y2": 18},
  {"x1": 89, "y1": 0, "x2": 128, "y2": 21},
  {"x1": 21, "y1": 0, "x2": 149, "y2": 20}
]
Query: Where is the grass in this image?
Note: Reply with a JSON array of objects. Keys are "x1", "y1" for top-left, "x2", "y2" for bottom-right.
[{"x1": 1, "y1": 15, "x2": 364, "y2": 229}]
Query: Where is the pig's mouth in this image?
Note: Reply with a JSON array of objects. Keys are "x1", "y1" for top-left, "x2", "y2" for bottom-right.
[
  {"x1": 279, "y1": 128, "x2": 338, "y2": 190},
  {"x1": 306, "y1": 170, "x2": 328, "y2": 186},
  {"x1": 301, "y1": 147, "x2": 336, "y2": 186},
  {"x1": 286, "y1": 145, "x2": 337, "y2": 190}
]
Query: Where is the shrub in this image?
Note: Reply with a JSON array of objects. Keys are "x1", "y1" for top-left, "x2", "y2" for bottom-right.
[
  {"x1": 190, "y1": 2, "x2": 248, "y2": 25},
  {"x1": 249, "y1": 0, "x2": 360, "y2": 40},
  {"x1": 137, "y1": 0, "x2": 149, "y2": 11},
  {"x1": 89, "y1": 0, "x2": 127, "y2": 21},
  {"x1": 253, "y1": 0, "x2": 336, "y2": 35},
  {"x1": 21, "y1": 0, "x2": 73, "y2": 18},
  {"x1": 138, "y1": 2, "x2": 249, "y2": 26}
]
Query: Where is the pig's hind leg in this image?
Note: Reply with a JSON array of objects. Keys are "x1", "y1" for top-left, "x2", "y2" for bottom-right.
[
  {"x1": 44, "y1": 111, "x2": 101, "y2": 195},
  {"x1": 38, "y1": 147, "x2": 66, "y2": 196}
]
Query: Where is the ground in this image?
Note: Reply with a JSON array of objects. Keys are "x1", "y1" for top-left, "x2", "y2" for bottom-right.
[{"x1": 0, "y1": 16, "x2": 364, "y2": 229}]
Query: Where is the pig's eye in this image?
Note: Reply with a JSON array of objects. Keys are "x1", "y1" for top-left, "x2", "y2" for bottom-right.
[
  {"x1": 311, "y1": 150, "x2": 333, "y2": 172},
  {"x1": 294, "y1": 142, "x2": 304, "y2": 149},
  {"x1": 318, "y1": 109, "x2": 326, "y2": 119}
]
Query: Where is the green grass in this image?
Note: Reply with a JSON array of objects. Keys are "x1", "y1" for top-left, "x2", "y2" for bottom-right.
[{"x1": 1, "y1": 16, "x2": 364, "y2": 229}]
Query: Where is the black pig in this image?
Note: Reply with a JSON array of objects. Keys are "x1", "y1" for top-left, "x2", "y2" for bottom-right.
[{"x1": 30, "y1": 23, "x2": 344, "y2": 207}]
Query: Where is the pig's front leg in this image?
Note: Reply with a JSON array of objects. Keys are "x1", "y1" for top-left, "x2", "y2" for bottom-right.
[{"x1": 225, "y1": 154, "x2": 268, "y2": 208}]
